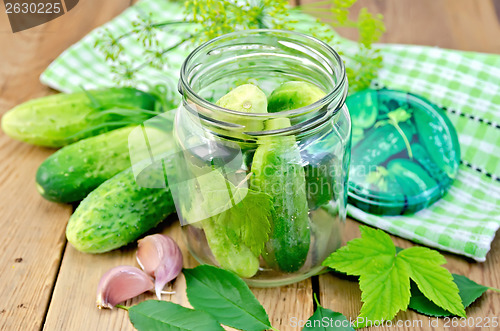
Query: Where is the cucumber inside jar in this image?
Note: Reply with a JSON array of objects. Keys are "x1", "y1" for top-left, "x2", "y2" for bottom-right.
[
  {"x1": 267, "y1": 81, "x2": 326, "y2": 113},
  {"x1": 216, "y1": 84, "x2": 268, "y2": 113},
  {"x1": 192, "y1": 81, "x2": 338, "y2": 276},
  {"x1": 250, "y1": 117, "x2": 310, "y2": 273}
]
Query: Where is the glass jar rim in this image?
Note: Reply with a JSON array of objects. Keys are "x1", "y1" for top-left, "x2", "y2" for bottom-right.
[{"x1": 179, "y1": 29, "x2": 347, "y2": 121}]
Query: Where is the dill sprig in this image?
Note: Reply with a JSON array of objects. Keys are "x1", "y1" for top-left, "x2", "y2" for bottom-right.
[
  {"x1": 95, "y1": 0, "x2": 385, "y2": 93},
  {"x1": 302, "y1": 0, "x2": 386, "y2": 92},
  {"x1": 185, "y1": 0, "x2": 292, "y2": 42},
  {"x1": 95, "y1": 0, "x2": 292, "y2": 86}
]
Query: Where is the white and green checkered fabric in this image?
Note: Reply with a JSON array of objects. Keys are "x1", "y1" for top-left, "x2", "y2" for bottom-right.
[{"x1": 40, "y1": 0, "x2": 500, "y2": 261}]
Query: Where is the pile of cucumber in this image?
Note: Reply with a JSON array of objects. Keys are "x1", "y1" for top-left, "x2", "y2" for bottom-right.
[
  {"x1": 2, "y1": 87, "x2": 177, "y2": 253},
  {"x1": 197, "y1": 82, "x2": 327, "y2": 277},
  {"x1": 2, "y1": 82, "x2": 328, "y2": 269}
]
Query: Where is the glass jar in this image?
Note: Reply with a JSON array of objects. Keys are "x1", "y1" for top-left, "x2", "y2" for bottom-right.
[{"x1": 171, "y1": 30, "x2": 350, "y2": 287}]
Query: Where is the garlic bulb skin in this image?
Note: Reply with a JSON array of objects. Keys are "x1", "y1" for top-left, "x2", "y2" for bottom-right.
[
  {"x1": 96, "y1": 266, "x2": 154, "y2": 309},
  {"x1": 136, "y1": 234, "x2": 183, "y2": 299}
]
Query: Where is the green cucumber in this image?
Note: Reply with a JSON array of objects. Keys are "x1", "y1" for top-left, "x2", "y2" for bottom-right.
[
  {"x1": 251, "y1": 118, "x2": 310, "y2": 272},
  {"x1": 413, "y1": 109, "x2": 460, "y2": 178},
  {"x1": 387, "y1": 159, "x2": 438, "y2": 197},
  {"x1": 268, "y1": 81, "x2": 326, "y2": 112},
  {"x1": 36, "y1": 127, "x2": 134, "y2": 203},
  {"x1": 303, "y1": 152, "x2": 336, "y2": 210},
  {"x1": 215, "y1": 84, "x2": 268, "y2": 133},
  {"x1": 346, "y1": 90, "x2": 379, "y2": 129},
  {"x1": 202, "y1": 218, "x2": 259, "y2": 278},
  {"x1": 66, "y1": 166, "x2": 175, "y2": 253},
  {"x1": 216, "y1": 84, "x2": 267, "y2": 113},
  {"x1": 1, "y1": 87, "x2": 157, "y2": 147},
  {"x1": 350, "y1": 122, "x2": 415, "y2": 179},
  {"x1": 36, "y1": 118, "x2": 174, "y2": 203}
]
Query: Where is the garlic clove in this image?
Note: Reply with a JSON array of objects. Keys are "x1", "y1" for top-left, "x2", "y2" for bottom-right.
[
  {"x1": 96, "y1": 266, "x2": 154, "y2": 309},
  {"x1": 136, "y1": 234, "x2": 183, "y2": 300},
  {"x1": 136, "y1": 235, "x2": 162, "y2": 276},
  {"x1": 153, "y1": 262, "x2": 181, "y2": 300}
]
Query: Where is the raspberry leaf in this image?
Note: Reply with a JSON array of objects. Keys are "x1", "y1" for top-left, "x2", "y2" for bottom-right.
[
  {"x1": 409, "y1": 273, "x2": 487, "y2": 317},
  {"x1": 323, "y1": 226, "x2": 465, "y2": 326},
  {"x1": 399, "y1": 247, "x2": 466, "y2": 317},
  {"x1": 357, "y1": 257, "x2": 411, "y2": 328},
  {"x1": 322, "y1": 226, "x2": 395, "y2": 275}
]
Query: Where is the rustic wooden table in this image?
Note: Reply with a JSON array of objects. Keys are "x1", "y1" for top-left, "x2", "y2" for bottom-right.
[{"x1": 1, "y1": 1, "x2": 499, "y2": 330}]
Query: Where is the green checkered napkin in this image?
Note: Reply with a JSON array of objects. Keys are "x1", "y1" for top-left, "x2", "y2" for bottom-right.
[{"x1": 40, "y1": 0, "x2": 500, "y2": 261}]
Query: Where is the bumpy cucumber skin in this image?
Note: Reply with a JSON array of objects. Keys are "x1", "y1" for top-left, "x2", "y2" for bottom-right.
[
  {"x1": 267, "y1": 81, "x2": 326, "y2": 112},
  {"x1": 202, "y1": 218, "x2": 259, "y2": 278},
  {"x1": 304, "y1": 152, "x2": 336, "y2": 210},
  {"x1": 1, "y1": 87, "x2": 156, "y2": 147},
  {"x1": 351, "y1": 122, "x2": 415, "y2": 175},
  {"x1": 66, "y1": 167, "x2": 175, "y2": 253},
  {"x1": 251, "y1": 135, "x2": 310, "y2": 273},
  {"x1": 36, "y1": 126, "x2": 134, "y2": 203}
]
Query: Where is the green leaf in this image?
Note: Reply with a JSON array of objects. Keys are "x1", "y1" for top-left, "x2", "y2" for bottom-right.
[
  {"x1": 188, "y1": 169, "x2": 273, "y2": 257},
  {"x1": 128, "y1": 301, "x2": 224, "y2": 331},
  {"x1": 213, "y1": 188, "x2": 274, "y2": 256},
  {"x1": 322, "y1": 226, "x2": 465, "y2": 326},
  {"x1": 184, "y1": 265, "x2": 272, "y2": 331},
  {"x1": 381, "y1": 108, "x2": 413, "y2": 158},
  {"x1": 80, "y1": 87, "x2": 102, "y2": 109},
  {"x1": 409, "y1": 274, "x2": 489, "y2": 317},
  {"x1": 387, "y1": 108, "x2": 412, "y2": 124},
  {"x1": 322, "y1": 226, "x2": 396, "y2": 275},
  {"x1": 322, "y1": 227, "x2": 410, "y2": 327},
  {"x1": 398, "y1": 246, "x2": 446, "y2": 265},
  {"x1": 357, "y1": 257, "x2": 411, "y2": 328},
  {"x1": 398, "y1": 247, "x2": 466, "y2": 317},
  {"x1": 303, "y1": 307, "x2": 354, "y2": 330},
  {"x1": 452, "y1": 275, "x2": 493, "y2": 307},
  {"x1": 302, "y1": 293, "x2": 354, "y2": 330}
]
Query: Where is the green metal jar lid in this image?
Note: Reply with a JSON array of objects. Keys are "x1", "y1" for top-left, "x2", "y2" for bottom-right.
[{"x1": 347, "y1": 89, "x2": 460, "y2": 215}]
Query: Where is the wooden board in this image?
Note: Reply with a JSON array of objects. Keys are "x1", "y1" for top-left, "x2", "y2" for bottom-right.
[
  {"x1": 0, "y1": 1, "x2": 140, "y2": 330},
  {"x1": 300, "y1": 0, "x2": 500, "y2": 53},
  {"x1": 0, "y1": 1, "x2": 499, "y2": 330},
  {"x1": 43, "y1": 220, "x2": 314, "y2": 331}
]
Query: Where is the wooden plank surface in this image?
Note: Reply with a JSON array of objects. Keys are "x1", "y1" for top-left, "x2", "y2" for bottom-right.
[
  {"x1": 43, "y1": 219, "x2": 314, "y2": 331},
  {"x1": 0, "y1": 1, "x2": 499, "y2": 330},
  {"x1": 0, "y1": 1, "x2": 133, "y2": 330}
]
